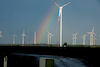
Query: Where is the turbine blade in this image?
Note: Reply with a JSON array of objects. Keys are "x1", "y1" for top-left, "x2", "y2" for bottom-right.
[
  {"x1": 50, "y1": 33, "x2": 52, "y2": 35},
  {"x1": 92, "y1": 27, "x2": 94, "y2": 35},
  {"x1": 25, "y1": 35, "x2": 26, "y2": 37},
  {"x1": 52, "y1": 0, "x2": 60, "y2": 7},
  {"x1": 76, "y1": 32, "x2": 78, "y2": 35},
  {"x1": 47, "y1": 30, "x2": 52, "y2": 36},
  {"x1": 62, "y1": 1, "x2": 72, "y2": 8},
  {"x1": 92, "y1": 27, "x2": 94, "y2": 32},
  {"x1": 47, "y1": 30, "x2": 50, "y2": 34},
  {"x1": 93, "y1": 33, "x2": 96, "y2": 36}
]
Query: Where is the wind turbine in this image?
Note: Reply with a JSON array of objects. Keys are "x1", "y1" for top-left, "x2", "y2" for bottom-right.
[
  {"x1": 0, "y1": 31, "x2": 2, "y2": 37},
  {"x1": 22, "y1": 30, "x2": 26, "y2": 44},
  {"x1": 72, "y1": 36, "x2": 75, "y2": 45},
  {"x1": 87, "y1": 27, "x2": 96, "y2": 45},
  {"x1": 12, "y1": 32, "x2": 17, "y2": 44},
  {"x1": 47, "y1": 30, "x2": 52, "y2": 44},
  {"x1": 49, "y1": 34, "x2": 54, "y2": 44},
  {"x1": 81, "y1": 35, "x2": 87, "y2": 45},
  {"x1": 72, "y1": 32, "x2": 78, "y2": 45},
  {"x1": 34, "y1": 31, "x2": 36, "y2": 44},
  {"x1": 53, "y1": 0, "x2": 72, "y2": 47}
]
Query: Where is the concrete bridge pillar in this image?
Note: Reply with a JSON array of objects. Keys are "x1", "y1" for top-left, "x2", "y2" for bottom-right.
[
  {"x1": 3, "y1": 56, "x2": 7, "y2": 67},
  {"x1": 39, "y1": 58, "x2": 54, "y2": 67}
]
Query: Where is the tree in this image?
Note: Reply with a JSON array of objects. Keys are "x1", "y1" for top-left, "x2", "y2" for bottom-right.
[{"x1": 63, "y1": 42, "x2": 67, "y2": 47}]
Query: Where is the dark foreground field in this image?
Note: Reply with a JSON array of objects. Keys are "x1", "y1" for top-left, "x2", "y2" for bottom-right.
[{"x1": 0, "y1": 46, "x2": 100, "y2": 67}]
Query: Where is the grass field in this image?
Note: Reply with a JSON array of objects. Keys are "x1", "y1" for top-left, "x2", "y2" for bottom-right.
[{"x1": 0, "y1": 44, "x2": 100, "y2": 48}]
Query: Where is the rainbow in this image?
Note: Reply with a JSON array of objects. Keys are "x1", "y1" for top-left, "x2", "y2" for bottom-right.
[{"x1": 37, "y1": 6, "x2": 58, "y2": 44}]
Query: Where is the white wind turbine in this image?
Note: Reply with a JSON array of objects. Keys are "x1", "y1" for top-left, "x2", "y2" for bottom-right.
[
  {"x1": 81, "y1": 35, "x2": 87, "y2": 45},
  {"x1": 72, "y1": 32, "x2": 78, "y2": 45},
  {"x1": 53, "y1": 0, "x2": 72, "y2": 47},
  {"x1": 22, "y1": 30, "x2": 26, "y2": 44},
  {"x1": 47, "y1": 30, "x2": 52, "y2": 44},
  {"x1": 0, "y1": 31, "x2": 2, "y2": 37},
  {"x1": 49, "y1": 33, "x2": 54, "y2": 44},
  {"x1": 72, "y1": 36, "x2": 75, "y2": 45},
  {"x1": 34, "y1": 31, "x2": 37, "y2": 44},
  {"x1": 72, "y1": 36, "x2": 76, "y2": 45},
  {"x1": 87, "y1": 27, "x2": 96, "y2": 45},
  {"x1": 12, "y1": 32, "x2": 17, "y2": 44}
]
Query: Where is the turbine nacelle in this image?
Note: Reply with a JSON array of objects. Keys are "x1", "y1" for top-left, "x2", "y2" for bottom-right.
[
  {"x1": 22, "y1": 34, "x2": 26, "y2": 37},
  {"x1": 81, "y1": 35, "x2": 87, "y2": 40},
  {"x1": 82, "y1": 35, "x2": 87, "y2": 38},
  {"x1": 87, "y1": 27, "x2": 96, "y2": 35},
  {"x1": 47, "y1": 30, "x2": 52, "y2": 35},
  {"x1": 47, "y1": 30, "x2": 53, "y2": 38},
  {"x1": 49, "y1": 32, "x2": 54, "y2": 36},
  {"x1": 87, "y1": 32, "x2": 96, "y2": 36},
  {"x1": 22, "y1": 30, "x2": 26, "y2": 37},
  {"x1": 52, "y1": 0, "x2": 72, "y2": 8},
  {"x1": 87, "y1": 32, "x2": 92, "y2": 34}
]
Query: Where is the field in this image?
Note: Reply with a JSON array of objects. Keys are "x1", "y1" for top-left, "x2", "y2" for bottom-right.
[{"x1": 1, "y1": 44, "x2": 100, "y2": 48}]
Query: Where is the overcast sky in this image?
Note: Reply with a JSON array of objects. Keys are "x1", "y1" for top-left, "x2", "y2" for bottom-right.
[{"x1": 0, "y1": 0, "x2": 100, "y2": 45}]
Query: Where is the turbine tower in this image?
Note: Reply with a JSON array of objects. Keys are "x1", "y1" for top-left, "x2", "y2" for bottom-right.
[
  {"x1": 98, "y1": 35, "x2": 100, "y2": 45},
  {"x1": 81, "y1": 35, "x2": 87, "y2": 45},
  {"x1": 49, "y1": 34, "x2": 54, "y2": 44},
  {"x1": 47, "y1": 30, "x2": 52, "y2": 44},
  {"x1": 53, "y1": 0, "x2": 72, "y2": 47},
  {"x1": 34, "y1": 31, "x2": 36, "y2": 44},
  {"x1": 72, "y1": 35, "x2": 75, "y2": 45},
  {"x1": 93, "y1": 36, "x2": 96, "y2": 45},
  {"x1": 72, "y1": 32, "x2": 78, "y2": 45},
  {"x1": 22, "y1": 30, "x2": 26, "y2": 44},
  {"x1": 0, "y1": 31, "x2": 2, "y2": 37},
  {"x1": 87, "y1": 27, "x2": 96, "y2": 45},
  {"x1": 12, "y1": 32, "x2": 17, "y2": 44}
]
